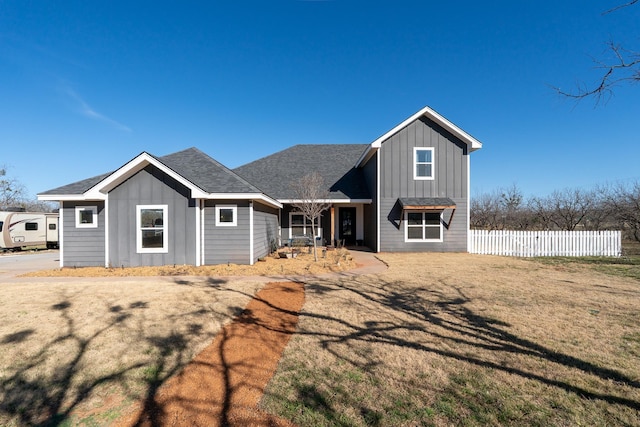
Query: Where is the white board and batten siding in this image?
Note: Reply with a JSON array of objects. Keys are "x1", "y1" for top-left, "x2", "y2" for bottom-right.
[{"x1": 469, "y1": 230, "x2": 622, "y2": 257}]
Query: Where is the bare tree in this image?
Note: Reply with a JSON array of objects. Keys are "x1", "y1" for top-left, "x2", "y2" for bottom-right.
[
  {"x1": 601, "y1": 181, "x2": 640, "y2": 241},
  {"x1": 554, "y1": 1, "x2": 639, "y2": 103},
  {"x1": 290, "y1": 172, "x2": 332, "y2": 262},
  {"x1": 541, "y1": 188, "x2": 595, "y2": 231},
  {"x1": 0, "y1": 166, "x2": 27, "y2": 209}
]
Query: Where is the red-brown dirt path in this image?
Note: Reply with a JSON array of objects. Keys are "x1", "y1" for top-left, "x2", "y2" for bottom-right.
[{"x1": 116, "y1": 281, "x2": 304, "y2": 427}]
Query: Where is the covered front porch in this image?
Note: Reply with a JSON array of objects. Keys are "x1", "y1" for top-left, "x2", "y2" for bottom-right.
[{"x1": 280, "y1": 202, "x2": 368, "y2": 248}]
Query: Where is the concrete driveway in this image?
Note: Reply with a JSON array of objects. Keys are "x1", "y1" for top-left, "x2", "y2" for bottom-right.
[{"x1": 0, "y1": 250, "x2": 59, "y2": 282}]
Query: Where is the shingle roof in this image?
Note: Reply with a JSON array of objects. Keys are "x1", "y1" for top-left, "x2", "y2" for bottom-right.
[
  {"x1": 39, "y1": 147, "x2": 264, "y2": 196},
  {"x1": 155, "y1": 147, "x2": 264, "y2": 194},
  {"x1": 233, "y1": 144, "x2": 371, "y2": 200},
  {"x1": 38, "y1": 172, "x2": 114, "y2": 195}
]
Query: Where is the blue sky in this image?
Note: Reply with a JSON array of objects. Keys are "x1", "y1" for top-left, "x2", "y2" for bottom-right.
[{"x1": 1, "y1": 1, "x2": 638, "y2": 200}]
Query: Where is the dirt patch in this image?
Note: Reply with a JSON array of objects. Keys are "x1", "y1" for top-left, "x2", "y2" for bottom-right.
[
  {"x1": 21, "y1": 249, "x2": 354, "y2": 277},
  {"x1": 116, "y1": 281, "x2": 304, "y2": 427}
]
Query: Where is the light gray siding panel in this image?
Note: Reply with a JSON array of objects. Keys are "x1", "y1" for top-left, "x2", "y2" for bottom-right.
[
  {"x1": 108, "y1": 166, "x2": 197, "y2": 267},
  {"x1": 61, "y1": 201, "x2": 105, "y2": 267},
  {"x1": 203, "y1": 200, "x2": 250, "y2": 265},
  {"x1": 378, "y1": 117, "x2": 469, "y2": 252},
  {"x1": 253, "y1": 202, "x2": 279, "y2": 261}
]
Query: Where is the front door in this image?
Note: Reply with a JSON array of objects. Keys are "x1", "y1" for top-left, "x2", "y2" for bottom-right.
[{"x1": 339, "y1": 207, "x2": 356, "y2": 246}]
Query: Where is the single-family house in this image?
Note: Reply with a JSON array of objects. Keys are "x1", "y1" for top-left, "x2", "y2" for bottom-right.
[{"x1": 38, "y1": 106, "x2": 482, "y2": 267}]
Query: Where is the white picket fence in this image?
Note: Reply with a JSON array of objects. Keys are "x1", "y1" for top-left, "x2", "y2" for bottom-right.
[{"x1": 469, "y1": 230, "x2": 622, "y2": 257}]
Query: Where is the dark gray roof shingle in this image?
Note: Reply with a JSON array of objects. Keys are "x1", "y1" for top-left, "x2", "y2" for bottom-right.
[
  {"x1": 156, "y1": 147, "x2": 264, "y2": 194},
  {"x1": 39, "y1": 147, "x2": 264, "y2": 196},
  {"x1": 233, "y1": 144, "x2": 371, "y2": 200}
]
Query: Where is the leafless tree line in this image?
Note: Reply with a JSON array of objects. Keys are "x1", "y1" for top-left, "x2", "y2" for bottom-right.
[
  {"x1": 0, "y1": 165, "x2": 58, "y2": 212},
  {"x1": 471, "y1": 182, "x2": 640, "y2": 242}
]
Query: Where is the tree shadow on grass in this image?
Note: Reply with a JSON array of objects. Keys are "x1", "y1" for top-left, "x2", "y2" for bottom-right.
[
  {"x1": 0, "y1": 284, "x2": 241, "y2": 427},
  {"x1": 260, "y1": 273, "x2": 640, "y2": 425}
]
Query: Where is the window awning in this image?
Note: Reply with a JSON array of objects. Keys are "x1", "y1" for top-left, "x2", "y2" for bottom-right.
[
  {"x1": 398, "y1": 197, "x2": 456, "y2": 210},
  {"x1": 398, "y1": 197, "x2": 457, "y2": 228}
]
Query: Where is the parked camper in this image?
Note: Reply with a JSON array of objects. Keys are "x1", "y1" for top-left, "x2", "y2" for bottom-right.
[{"x1": 0, "y1": 211, "x2": 59, "y2": 251}]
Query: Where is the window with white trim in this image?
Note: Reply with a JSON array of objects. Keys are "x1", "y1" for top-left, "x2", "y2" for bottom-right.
[
  {"x1": 405, "y1": 211, "x2": 442, "y2": 242},
  {"x1": 289, "y1": 213, "x2": 321, "y2": 238},
  {"x1": 414, "y1": 147, "x2": 435, "y2": 180},
  {"x1": 137, "y1": 205, "x2": 168, "y2": 253},
  {"x1": 215, "y1": 205, "x2": 237, "y2": 226},
  {"x1": 75, "y1": 206, "x2": 98, "y2": 228}
]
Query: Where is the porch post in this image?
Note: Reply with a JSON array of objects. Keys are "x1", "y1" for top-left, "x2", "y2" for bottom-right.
[{"x1": 330, "y1": 206, "x2": 335, "y2": 246}]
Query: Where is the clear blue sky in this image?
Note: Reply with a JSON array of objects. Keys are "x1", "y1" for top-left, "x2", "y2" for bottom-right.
[{"x1": 1, "y1": 1, "x2": 638, "y2": 200}]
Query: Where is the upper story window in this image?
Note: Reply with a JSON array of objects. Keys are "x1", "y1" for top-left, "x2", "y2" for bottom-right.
[
  {"x1": 75, "y1": 206, "x2": 98, "y2": 228},
  {"x1": 137, "y1": 205, "x2": 168, "y2": 253},
  {"x1": 215, "y1": 205, "x2": 237, "y2": 226},
  {"x1": 405, "y1": 211, "x2": 442, "y2": 242},
  {"x1": 414, "y1": 147, "x2": 435, "y2": 180}
]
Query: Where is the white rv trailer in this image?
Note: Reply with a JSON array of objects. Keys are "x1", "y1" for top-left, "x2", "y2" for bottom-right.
[{"x1": 0, "y1": 211, "x2": 59, "y2": 251}]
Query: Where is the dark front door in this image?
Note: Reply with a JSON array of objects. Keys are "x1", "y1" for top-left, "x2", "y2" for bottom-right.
[{"x1": 339, "y1": 207, "x2": 356, "y2": 246}]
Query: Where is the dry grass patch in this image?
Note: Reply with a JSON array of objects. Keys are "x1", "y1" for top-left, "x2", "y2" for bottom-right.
[
  {"x1": 263, "y1": 253, "x2": 640, "y2": 426},
  {"x1": 0, "y1": 276, "x2": 265, "y2": 426},
  {"x1": 21, "y1": 248, "x2": 355, "y2": 278}
]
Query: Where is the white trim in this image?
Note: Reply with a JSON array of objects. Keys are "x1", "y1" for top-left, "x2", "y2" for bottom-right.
[
  {"x1": 249, "y1": 201, "x2": 254, "y2": 265},
  {"x1": 404, "y1": 211, "x2": 443, "y2": 242},
  {"x1": 195, "y1": 199, "x2": 201, "y2": 266},
  {"x1": 59, "y1": 203, "x2": 64, "y2": 268},
  {"x1": 136, "y1": 204, "x2": 168, "y2": 253},
  {"x1": 356, "y1": 106, "x2": 483, "y2": 167},
  {"x1": 215, "y1": 205, "x2": 237, "y2": 227},
  {"x1": 467, "y1": 154, "x2": 471, "y2": 252},
  {"x1": 84, "y1": 152, "x2": 208, "y2": 199},
  {"x1": 75, "y1": 205, "x2": 98, "y2": 228},
  {"x1": 413, "y1": 147, "x2": 435, "y2": 181},
  {"x1": 200, "y1": 200, "x2": 205, "y2": 265},
  {"x1": 278, "y1": 199, "x2": 372, "y2": 204},
  {"x1": 104, "y1": 196, "x2": 109, "y2": 267},
  {"x1": 39, "y1": 194, "x2": 107, "y2": 201},
  {"x1": 376, "y1": 150, "x2": 380, "y2": 252}
]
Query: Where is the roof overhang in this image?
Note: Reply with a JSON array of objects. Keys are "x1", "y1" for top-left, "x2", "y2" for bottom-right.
[
  {"x1": 356, "y1": 106, "x2": 483, "y2": 167},
  {"x1": 38, "y1": 152, "x2": 282, "y2": 209},
  {"x1": 398, "y1": 197, "x2": 457, "y2": 226},
  {"x1": 398, "y1": 197, "x2": 456, "y2": 210},
  {"x1": 278, "y1": 199, "x2": 372, "y2": 204}
]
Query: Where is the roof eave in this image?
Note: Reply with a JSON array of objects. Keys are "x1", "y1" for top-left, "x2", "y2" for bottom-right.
[{"x1": 356, "y1": 106, "x2": 483, "y2": 167}]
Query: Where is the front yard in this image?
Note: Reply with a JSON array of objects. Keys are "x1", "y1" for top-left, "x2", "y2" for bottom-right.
[{"x1": 1, "y1": 253, "x2": 639, "y2": 426}]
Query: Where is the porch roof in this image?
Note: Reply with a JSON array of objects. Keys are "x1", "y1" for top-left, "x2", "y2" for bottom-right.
[{"x1": 398, "y1": 197, "x2": 456, "y2": 210}]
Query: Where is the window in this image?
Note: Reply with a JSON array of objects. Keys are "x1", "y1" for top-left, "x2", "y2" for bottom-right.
[
  {"x1": 215, "y1": 205, "x2": 237, "y2": 226},
  {"x1": 49, "y1": 223, "x2": 57, "y2": 230},
  {"x1": 75, "y1": 206, "x2": 98, "y2": 228},
  {"x1": 137, "y1": 205, "x2": 168, "y2": 253},
  {"x1": 414, "y1": 147, "x2": 435, "y2": 180},
  {"x1": 25, "y1": 222, "x2": 38, "y2": 231},
  {"x1": 289, "y1": 213, "x2": 320, "y2": 238},
  {"x1": 405, "y1": 211, "x2": 442, "y2": 242}
]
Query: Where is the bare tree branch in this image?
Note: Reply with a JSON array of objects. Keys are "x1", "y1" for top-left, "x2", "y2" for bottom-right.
[{"x1": 290, "y1": 172, "x2": 332, "y2": 261}]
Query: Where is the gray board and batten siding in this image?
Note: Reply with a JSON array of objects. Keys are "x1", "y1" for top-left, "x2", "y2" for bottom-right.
[
  {"x1": 61, "y1": 201, "x2": 105, "y2": 267},
  {"x1": 376, "y1": 117, "x2": 469, "y2": 252},
  {"x1": 203, "y1": 200, "x2": 250, "y2": 265},
  {"x1": 253, "y1": 201, "x2": 279, "y2": 261},
  {"x1": 108, "y1": 165, "x2": 197, "y2": 267}
]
